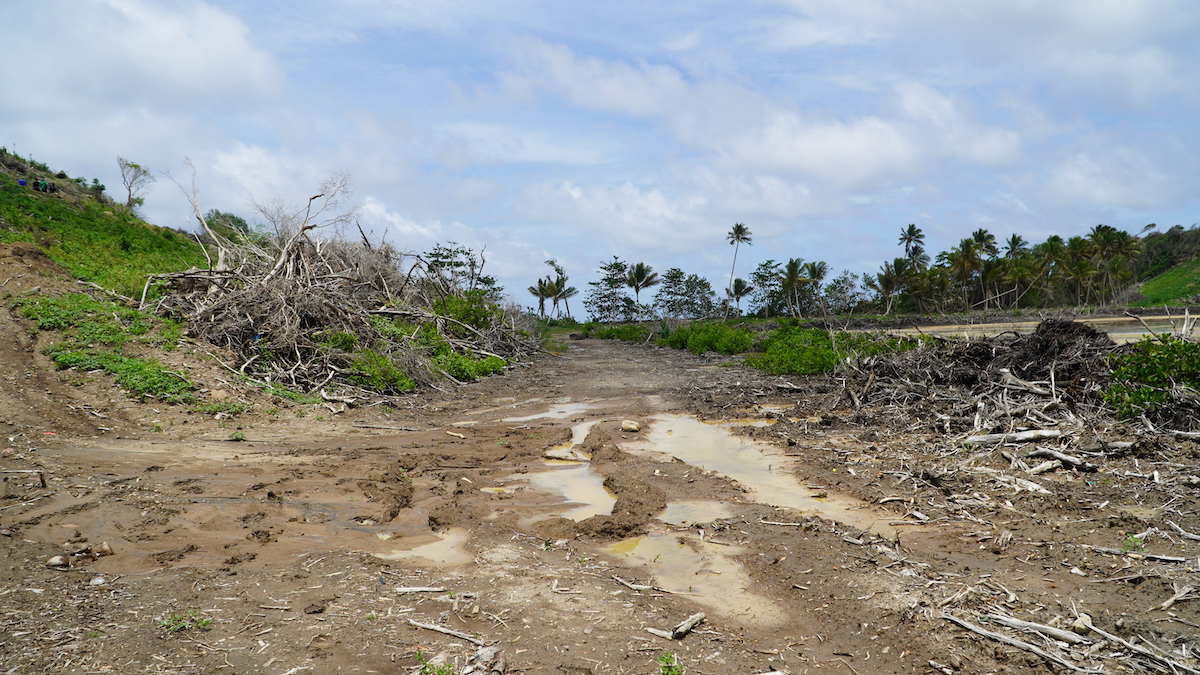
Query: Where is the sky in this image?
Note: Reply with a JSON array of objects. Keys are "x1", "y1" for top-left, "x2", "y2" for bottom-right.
[{"x1": 2, "y1": 0, "x2": 1198, "y2": 309}]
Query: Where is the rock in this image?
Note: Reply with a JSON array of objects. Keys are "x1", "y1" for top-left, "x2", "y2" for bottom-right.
[
  {"x1": 1071, "y1": 613, "x2": 1094, "y2": 634},
  {"x1": 46, "y1": 555, "x2": 68, "y2": 567},
  {"x1": 95, "y1": 541, "x2": 114, "y2": 557},
  {"x1": 621, "y1": 420, "x2": 641, "y2": 432},
  {"x1": 89, "y1": 576, "x2": 106, "y2": 586}
]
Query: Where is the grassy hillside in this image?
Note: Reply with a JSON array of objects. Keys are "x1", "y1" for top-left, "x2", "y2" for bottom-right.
[
  {"x1": 1134, "y1": 257, "x2": 1200, "y2": 307},
  {"x1": 0, "y1": 149, "x2": 207, "y2": 296}
]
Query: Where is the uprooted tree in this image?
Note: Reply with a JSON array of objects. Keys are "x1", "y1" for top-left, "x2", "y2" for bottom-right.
[{"x1": 144, "y1": 166, "x2": 538, "y2": 396}]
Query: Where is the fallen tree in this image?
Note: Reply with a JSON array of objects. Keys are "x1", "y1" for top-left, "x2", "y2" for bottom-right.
[{"x1": 144, "y1": 169, "x2": 538, "y2": 396}]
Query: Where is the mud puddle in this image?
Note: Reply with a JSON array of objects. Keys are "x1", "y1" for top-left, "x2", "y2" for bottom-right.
[
  {"x1": 630, "y1": 415, "x2": 903, "y2": 535},
  {"x1": 374, "y1": 527, "x2": 472, "y2": 566},
  {"x1": 606, "y1": 533, "x2": 786, "y2": 626},
  {"x1": 502, "y1": 400, "x2": 597, "y2": 422}
]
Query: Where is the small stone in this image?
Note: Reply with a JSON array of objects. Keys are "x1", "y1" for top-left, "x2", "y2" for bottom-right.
[
  {"x1": 621, "y1": 420, "x2": 641, "y2": 432},
  {"x1": 96, "y1": 541, "x2": 113, "y2": 557},
  {"x1": 89, "y1": 576, "x2": 106, "y2": 586},
  {"x1": 46, "y1": 555, "x2": 68, "y2": 567},
  {"x1": 1072, "y1": 613, "x2": 1094, "y2": 634}
]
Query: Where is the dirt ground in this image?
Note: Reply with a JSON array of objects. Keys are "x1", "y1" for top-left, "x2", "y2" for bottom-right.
[{"x1": 5, "y1": 252, "x2": 1200, "y2": 675}]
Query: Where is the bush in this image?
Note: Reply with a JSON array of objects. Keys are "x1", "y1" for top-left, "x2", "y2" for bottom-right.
[
  {"x1": 660, "y1": 322, "x2": 754, "y2": 355},
  {"x1": 13, "y1": 293, "x2": 151, "y2": 346},
  {"x1": 1103, "y1": 336, "x2": 1200, "y2": 418},
  {"x1": 590, "y1": 324, "x2": 653, "y2": 342},
  {"x1": 350, "y1": 349, "x2": 416, "y2": 393},
  {"x1": 745, "y1": 328, "x2": 919, "y2": 375}
]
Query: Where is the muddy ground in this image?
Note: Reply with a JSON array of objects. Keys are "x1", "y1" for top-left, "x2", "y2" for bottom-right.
[{"x1": 5, "y1": 255, "x2": 1200, "y2": 674}]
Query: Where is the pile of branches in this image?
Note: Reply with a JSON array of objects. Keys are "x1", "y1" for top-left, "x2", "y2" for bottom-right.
[
  {"x1": 143, "y1": 172, "x2": 539, "y2": 394},
  {"x1": 841, "y1": 319, "x2": 1120, "y2": 431}
]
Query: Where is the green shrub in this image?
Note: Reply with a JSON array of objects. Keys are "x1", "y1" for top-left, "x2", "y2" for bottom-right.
[
  {"x1": 591, "y1": 324, "x2": 652, "y2": 342},
  {"x1": 744, "y1": 328, "x2": 920, "y2": 375},
  {"x1": 193, "y1": 399, "x2": 247, "y2": 415},
  {"x1": 350, "y1": 349, "x2": 416, "y2": 393},
  {"x1": 47, "y1": 347, "x2": 194, "y2": 402},
  {"x1": 321, "y1": 331, "x2": 360, "y2": 351},
  {"x1": 1103, "y1": 336, "x2": 1200, "y2": 418},
  {"x1": 660, "y1": 322, "x2": 754, "y2": 355},
  {"x1": 433, "y1": 351, "x2": 506, "y2": 381},
  {"x1": 433, "y1": 290, "x2": 500, "y2": 332}
]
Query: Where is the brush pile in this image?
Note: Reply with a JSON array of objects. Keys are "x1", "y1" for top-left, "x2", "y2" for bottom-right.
[
  {"x1": 144, "y1": 173, "x2": 538, "y2": 395},
  {"x1": 843, "y1": 319, "x2": 1121, "y2": 431}
]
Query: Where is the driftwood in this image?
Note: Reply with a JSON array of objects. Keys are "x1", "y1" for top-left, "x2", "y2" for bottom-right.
[
  {"x1": 393, "y1": 586, "x2": 446, "y2": 594},
  {"x1": 965, "y1": 430, "x2": 1063, "y2": 444},
  {"x1": 1027, "y1": 447, "x2": 1096, "y2": 471},
  {"x1": 646, "y1": 612, "x2": 705, "y2": 640},
  {"x1": 1077, "y1": 614, "x2": 1200, "y2": 675},
  {"x1": 407, "y1": 619, "x2": 485, "y2": 646},
  {"x1": 941, "y1": 613, "x2": 1101, "y2": 673},
  {"x1": 984, "y1": 612, "x2": 1091, "y2": 645}
]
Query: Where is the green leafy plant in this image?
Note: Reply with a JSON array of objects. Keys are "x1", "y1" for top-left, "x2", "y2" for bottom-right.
[
  {"x1": 159, "y1": 610, "x2": 212, "y2": 633},
  {"x1": 194, "y1": 399, "x2": 247, "y2": 415},
  {"x1": 660, "y1": 321, "x2": 754, "y2": 355},
  {"x1": 1122, "y1": 533, "x2": 1146, "y2": 553},
  {"x1": 46, "y1": 347, "x2": 194, "y2": 402},
  {"x1": 415, "y1": 650, "x2": 456, "y2": 675},
  {"x1": 1103, "y1": 336, "x2": 1200, "y2": 419},
  {"x1": 744, "y1": 328, "x2": 920, "y2": 376},
  {"x1": 350, "y1": 349, "x2": 417, "y2": 392},
  {"x1": 658, "y1": 652, "x2": 684, "y2": 675},
  {"x1": 228, "y1": 431, "x2": 246, "y2": 441}
]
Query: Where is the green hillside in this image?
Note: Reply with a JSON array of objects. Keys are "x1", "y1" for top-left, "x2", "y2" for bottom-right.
[
  {"x1": 1134, "y1": 257, "x2": 1200, "y2": 307},
  {"x1": 0, "y1": 149, "x2": 206, "y2": 297}
]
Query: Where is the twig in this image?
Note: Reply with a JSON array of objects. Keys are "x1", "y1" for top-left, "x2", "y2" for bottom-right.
[
  {"x1": 941, "y1": 614, "x2": 1100, "y2": 673},
  {"x1": 407, "y1": 619, "x2": 485, "y2": 646}
]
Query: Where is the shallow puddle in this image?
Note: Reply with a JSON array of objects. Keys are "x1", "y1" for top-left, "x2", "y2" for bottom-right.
[
  {"x1": 526, "y1": 461, "x2": 615, "y2": 521},
  {"x1": 606, "y1": 533, "x2": 785, "y2": 626},
  {"x1": 658, "y1": 500, "x2": 735, "y2": 525},
  {"x1": 374, "y1": 527, "x2": 472, "y2": 566},
  {"x1": 502, "y1": 401, "x2": 596, "y2": 422},
  {"x1": 632, "y1": 415, "x2": 902, "y2": 535}
]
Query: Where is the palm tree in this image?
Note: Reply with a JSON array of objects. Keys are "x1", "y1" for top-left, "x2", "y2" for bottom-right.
[
  {"x1": 555, "y1": 278, "x2": 578, "y2": 319},
  {"x1": 802, "y1": 260, "x2": 829, "y2": 314},
  {"x1": 780, "y1": 258, "x2": 808, "y2": 317},
  {"x1": 725, "y1": 223, "x2": 752, "y2": 303},
  {"x1": 899, "y1": 224, "x2": 925, "y2": 260},
  {"x1": 624, "y1": 262, "x2": 660, "y2": 304},
  {"x1": 1004, "y1": 234, "x2": 1029, "y2": 259},
  {"x1": 972, "y1": 228, "x2": 999, "y2": 259},
  {"x1": 543, "y1": 276, "x2": 562, "y2": 317},
  {"x1": 527, "y1": 277, "x2": 551, "y2": 317},
  {"x1": 728, "y1": 278, "x2": 754, "y2": 313}
]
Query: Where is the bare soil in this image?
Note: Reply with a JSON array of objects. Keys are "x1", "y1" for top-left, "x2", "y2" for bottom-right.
[{"x1": 4, "y1": 255, "x2": 1200, "y2": 674}]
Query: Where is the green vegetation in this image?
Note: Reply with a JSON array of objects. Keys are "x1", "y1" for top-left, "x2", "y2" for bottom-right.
[
  {"x1": 1103, "y1": 336, "x2": 1200, "y2": 419},
  {"x1": 13, "y1": 293, "x2": 195, "y2": 402},
  {"x1": 660, "y1": 321, "x2": 754, "y2": 355},
  {"x1": 1122, "y1": 533, "x2": 1147, "y2": 553},
  {"x1": 1133, "y1": 258, "x2": 1200, "y2": 306},
  {"x1": 0, "y1": 150, "x2": 207, "y2": 297},
  {"x1": 159, "y1": 610, "x2": 212, "y2": 633},
  {"x1": 745, "y1": 327, "x2": 922, "y2": 376},
  {"x1": 415, "y1": 651, "x2": 456, "y2": 675},
  {"x1": 193, "y1": 399, "x2": 247, "y2": 415},
  {"x1": 658, "y1": 652, "x2": 685, "y2": 675},
  {"x1": 350, "y1": 349, "x2": 418, "y2": 392}
]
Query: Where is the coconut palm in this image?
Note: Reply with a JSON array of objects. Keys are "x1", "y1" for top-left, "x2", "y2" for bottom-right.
[
  {"x1": 624, "y1": 262, "x2": 660, "y2": 304},
  {"x1": 780, "y1": 258, "x2": 808, "y2": 317},
  {"x1": 527, "y1": 277, "x2": 552, "y2": 317},
  {"x1": 899, "y1": 224, "x2": 925, "y2": 260},
  {"x1": 555, "y1": 279, "x2": 578, "y2": 319},
  {"x1": 725, "y1": 223, "x2": 752, "y2": 305},
  {"x1": 1004, "y1": 234, "x2": 1029, "y2": 259},
  {"x1": 727, "y1": 278, "x2": 754, "y2": 312}
]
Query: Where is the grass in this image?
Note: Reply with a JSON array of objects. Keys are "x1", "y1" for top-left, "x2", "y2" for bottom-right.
[
  {"x1": 1134, "y1": 258, "x2": 1200, "y2": 306},
  {"x1": 159, "y1": 610, "x2": 211, "y2": 633},
  {"x1": 0, "y1": 156, "x2": 208, "y2": 298},
  {"x1": 12, "y1": 292, "x2": 195, "y2": 402},
  {"x1": 658, "y1": 652, "x2": 684, "y2": 675}
]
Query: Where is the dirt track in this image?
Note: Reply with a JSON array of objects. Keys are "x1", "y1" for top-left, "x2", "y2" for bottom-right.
[{"x1": 5, "y1": 308, "x2": 1200, "y2": 673}]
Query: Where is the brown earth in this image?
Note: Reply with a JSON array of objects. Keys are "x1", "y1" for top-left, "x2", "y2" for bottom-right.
[{"x1": 4, "y1": 260, "x2": 1200, "y2": 674}]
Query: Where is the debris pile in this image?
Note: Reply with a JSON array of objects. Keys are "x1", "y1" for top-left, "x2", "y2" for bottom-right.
[
  {"x1": 145, "y1": 174, "x2": 539, "y2": 394},
  {"x1": 845, "y1": 319, "x2": 1119, "y2": 431}
]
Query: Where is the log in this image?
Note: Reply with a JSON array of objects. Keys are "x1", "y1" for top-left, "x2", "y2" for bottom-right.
[
  {"x1": 1027, "y1": 448, "x2": 1097, "y2": 472},
  {"x1": 671, "y1": 612, "x2": 705, "y2": 639},
  {"x1": 964, "y1": 430, "x2": 1063, "y2": 444}
]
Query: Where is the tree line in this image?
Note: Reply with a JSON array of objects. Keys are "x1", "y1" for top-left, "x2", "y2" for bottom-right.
[{"x1": 533, "y1": 218, "x2": 1187, "y2": 322}]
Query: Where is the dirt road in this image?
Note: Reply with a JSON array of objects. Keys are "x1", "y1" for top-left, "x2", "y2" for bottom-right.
[{"x1": 4, "y1": 337, "x2": 1200, "y2": 674}]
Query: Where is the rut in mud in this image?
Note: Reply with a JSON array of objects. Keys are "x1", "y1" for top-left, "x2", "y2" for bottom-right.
[{"x1": 5, "y1": 335, "x2": 1200, "y2": 675}]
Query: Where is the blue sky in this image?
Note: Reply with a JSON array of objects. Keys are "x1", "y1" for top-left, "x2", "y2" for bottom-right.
[{"x1": 2, "y1": 0, "x2": 1198, "y2": 307}]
